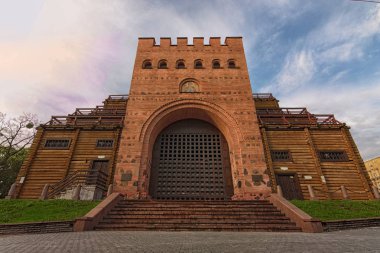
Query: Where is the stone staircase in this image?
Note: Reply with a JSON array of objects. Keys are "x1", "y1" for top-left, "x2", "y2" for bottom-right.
[{"x1": 94, "y1": 200, "x2": 302, "y2": 232}]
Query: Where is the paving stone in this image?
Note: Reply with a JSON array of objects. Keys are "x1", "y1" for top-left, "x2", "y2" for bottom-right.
[{"x1": 0, "y1": 227, "x2": 379, "y2": 253}]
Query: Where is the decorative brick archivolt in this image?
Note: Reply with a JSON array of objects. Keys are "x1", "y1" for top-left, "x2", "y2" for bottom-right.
[{"x1": 137, "y1": 99, "x2": 243, "y2": 196}]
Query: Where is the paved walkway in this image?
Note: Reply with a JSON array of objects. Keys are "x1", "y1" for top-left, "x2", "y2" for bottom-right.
[{"x1": 0, "y1": 227, "x2": 380, "y2": 253}]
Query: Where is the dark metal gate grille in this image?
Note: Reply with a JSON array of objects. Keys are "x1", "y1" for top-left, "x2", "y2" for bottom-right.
[{"x1": 150, "y1": 120, "x2": 231, "y2": 200}]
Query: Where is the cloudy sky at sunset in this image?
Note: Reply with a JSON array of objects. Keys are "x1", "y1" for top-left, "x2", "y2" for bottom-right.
[{"x1": 0, "y1": 0, "x2": 379, "y2": 159}]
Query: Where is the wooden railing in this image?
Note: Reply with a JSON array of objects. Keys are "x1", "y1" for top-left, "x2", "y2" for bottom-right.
[
  {"x1": 257, "y1": 113, "x2": 342, "y2": 125},
  {"x1": 42, "y1": 115, "x2": 124, "y2": 128},
  {"x1": 253, "y1": 93, "x2": 275, "y2": 99},
  {"x1": 70, "y1": 107, "x2": 126, "y2": 116},
  {"x1": 48, "y1": 170, "x2": 108, "y2": 199},
  {"x1": 257, "y1": 108, "x2": 309, "y2": 115},
  {"x1": 107, "y1": 95, "x2": 129, "y2": 100}
]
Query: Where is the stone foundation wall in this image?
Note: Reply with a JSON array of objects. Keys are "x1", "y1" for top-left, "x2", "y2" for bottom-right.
[
  {"x1": 323, "y1": 217, "x2": 380, "y2": 231},
  {"x1": 0, "y1": 221, "x2": 74, "y2": 235}
]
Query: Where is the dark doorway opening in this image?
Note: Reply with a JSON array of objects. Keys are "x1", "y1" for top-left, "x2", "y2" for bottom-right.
[{"x1": 276, "y1": 173, "x2": 303, "y2": 200}]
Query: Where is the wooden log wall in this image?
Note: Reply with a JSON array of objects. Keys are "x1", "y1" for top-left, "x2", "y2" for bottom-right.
[
  {"x1": 17, "y1": 130, "x2": 77, "y2": 199},
  {"x1": 310, "y1": 128, "x2": 372, "y2": 200},
  {"x1": 67, "y1": 130, "x2": 120, "y2": 178},
  {"x1": 16, "y1": 128, "x2": 122, "y2": 199},
  {"x1": 15, "y1": 96, "x2": 127, "y2": 199},
  {"x1": 261, "y1": 128, "x2": 328, "y2": 200},
  {"x1": 261, "y1": 127, "x2": 373, "y2": 200}
]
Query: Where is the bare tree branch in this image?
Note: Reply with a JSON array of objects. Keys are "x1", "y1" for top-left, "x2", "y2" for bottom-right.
[{"x1": 0, "y1": 112, "x2": 39, "y2": 166}]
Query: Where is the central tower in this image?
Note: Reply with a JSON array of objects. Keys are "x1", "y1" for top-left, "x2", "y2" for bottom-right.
[{"x1": 114, "y1": 37, "x2": 271, "y2": 200}]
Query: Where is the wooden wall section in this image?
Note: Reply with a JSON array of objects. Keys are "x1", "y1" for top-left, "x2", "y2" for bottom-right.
[
  {"x1": 310, "y1": 128, "x2": 372, "y2": 200},
  {"x1": 17, "y1": 130, "x2": 77, "y2": 199},
  {"x1": 16, "y1": 128, "x2": 121, "y2": 199},
  {"x1": 68, "y1": 130, "x2": 121, "y2": 185},
  {"x1": 261, "y1": 127, "x2": 373, "y2": 200}
]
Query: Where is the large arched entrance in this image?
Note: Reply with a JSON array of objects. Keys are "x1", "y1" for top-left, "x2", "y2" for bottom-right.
[{"x1": 149, "y1": 119, "x2": 233, "y2": 200}]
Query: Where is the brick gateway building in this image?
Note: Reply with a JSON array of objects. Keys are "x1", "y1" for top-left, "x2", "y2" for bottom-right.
[{"x1": 13, "y1": 37, "x2": 375, "y2": 201}]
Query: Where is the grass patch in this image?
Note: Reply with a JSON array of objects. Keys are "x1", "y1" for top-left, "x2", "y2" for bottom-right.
[
  {"x1": 291, "y1": 200, "x2": 380, "y2": 221},
  {"x1": 0, "y1": 199, "x2": 100, "y2": 224}
]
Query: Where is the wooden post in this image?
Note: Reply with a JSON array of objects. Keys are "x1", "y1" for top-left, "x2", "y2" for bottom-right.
[
  {"x1": 72, "y1": 185, "x2": 82, "y2": 200},
  {"x1": 17, "y1": 128, "x2": 45, "y2": 197},
  {"x1": 107, "y1": 184, "x2": 113, "y2": 197},
  {"x1": 307, "y1": 185, "x2": 318, "y2": 200},
  {"x1": 39, "y1": 184, "x2": 50, "y2": 200},
  {"x1": 341, "y1": 185, "x2": 349, "y2": 200},
  {"x1": 5, "y1": 183, "x2": 17, "y2": 199},
  {"x1": 341, "y1": 128, "x2": 373, "y2": 199},
  {"x1": 63, "y1": 129, "x2": 80, "y2": 178},
  {"x1": 277, "y1": 185, "x2": 283, "y2": 198},
  {"x1": 372, "y1": 186, "x2": 380, "y2": 200},
  {"x1": 304, "y1": 128, "x2": 330, "y2": 200}
]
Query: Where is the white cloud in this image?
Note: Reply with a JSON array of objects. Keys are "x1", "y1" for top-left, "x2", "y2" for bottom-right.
[
  {"x1": 278, "y1": 81, "x2": 380, "y2": 160},
  {"x1": 319, "y1": 42, "x2": 363, "y2": 62},
  {"x1": 270, "y1": 50, "x2": 315, "y2": 92}
]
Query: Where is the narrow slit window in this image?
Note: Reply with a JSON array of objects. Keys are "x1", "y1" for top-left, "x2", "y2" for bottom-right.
[
  {"x1": 96, "y1": 139, "x2": 114, "y2": 148},
  {"x1": 319, "y1": 151, "x2": 348, "y2": 162},
  {"x1": 44, "y1": 139, "x2": 70, "y2": 149},
  {"x1": 271, "y1": 150, "x2": 291, "y2": 162}
]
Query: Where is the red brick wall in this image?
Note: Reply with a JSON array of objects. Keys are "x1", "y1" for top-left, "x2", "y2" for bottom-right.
[{"x1": 114, "y1": 37, "x2": 271, "y2": 200}]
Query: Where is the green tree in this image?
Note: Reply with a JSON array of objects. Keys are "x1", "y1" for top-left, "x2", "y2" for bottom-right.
[{"x1": 0, "y1": 112, "x2": 39, "y2": 198}]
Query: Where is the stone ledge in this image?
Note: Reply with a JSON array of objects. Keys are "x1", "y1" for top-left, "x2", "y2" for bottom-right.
[
  {"x1": 74, "y1": 192, "x2": 123, "y2": 231},
  {"x1": 267, "y1": 194, "x2": 323, "y2": 233}
]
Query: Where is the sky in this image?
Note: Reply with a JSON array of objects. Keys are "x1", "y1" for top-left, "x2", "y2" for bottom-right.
[{"x1": 0, "y1": 0, "x2": 379, "y2": 160}]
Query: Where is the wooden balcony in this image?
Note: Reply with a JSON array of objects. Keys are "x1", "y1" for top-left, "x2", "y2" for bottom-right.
[
  {"x1": 42, "y1": 115, "x2": 124, "y2": 129},
  {"x1": 257, "y1": 107, "x2": 342, "y2": 127}
]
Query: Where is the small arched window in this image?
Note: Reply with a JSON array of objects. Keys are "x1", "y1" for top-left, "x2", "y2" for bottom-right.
[
  {"x1": 212, "y1": 60, "x2": 221, "y2": 69},
  {"x1": 176, "y1": 60, "x2": 185, "y2": 69},
  {"x1": 142, "y1": 60, "x2": 152, "y2": 69},
  {"x1": 228, "y1": 59, "x2": 236, "y2": 68},
  {"x1": 194, "y1": 59, "x2": 203, "y2": 69},
  {"x1": 158, "y1": 60, "x2": 168, "y2": 69}
]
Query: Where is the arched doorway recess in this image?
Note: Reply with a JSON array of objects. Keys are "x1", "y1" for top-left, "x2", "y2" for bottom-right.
[{"x1": 149, "y1": 119, "x2": 233, "y2": 200}]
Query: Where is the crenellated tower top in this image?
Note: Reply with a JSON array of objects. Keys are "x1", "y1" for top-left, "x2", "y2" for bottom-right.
[{"x1": 137, "y1": 37, "x2": 243, "y2": 48}]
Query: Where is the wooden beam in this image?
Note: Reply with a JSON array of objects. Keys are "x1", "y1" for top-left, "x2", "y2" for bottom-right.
[
  {"x1": 16, "y1": 128, "x2": 45, "y2": 197},
  {"x1": 304, "y1": 128, "x2": 330, "y2": 199},
  {"x1": 341, "y1": 127, "x2": 374, "y2": 199},
  {"x1": 63, "y1": 128, "x2": 80, "y2": 178}
]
